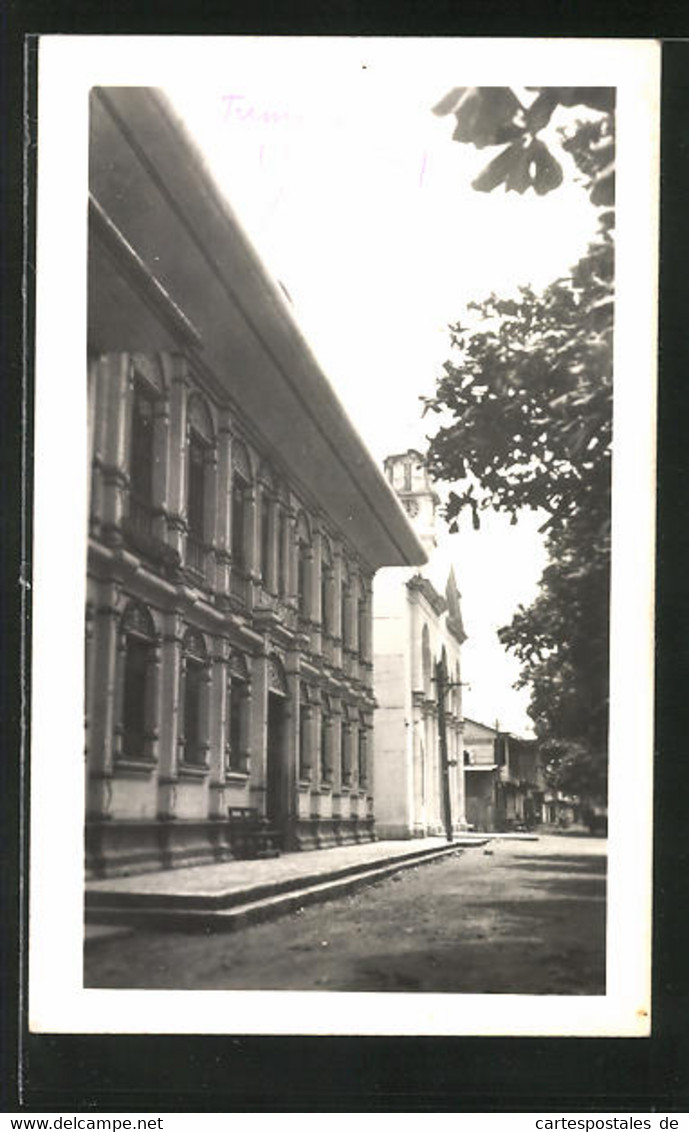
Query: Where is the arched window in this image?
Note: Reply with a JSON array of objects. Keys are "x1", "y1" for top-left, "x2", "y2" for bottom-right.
[
  {"x1": 181, "y1": 627, "x2": 208, "y2": 766},
  {"x1": 320, "y1": 693, "x2": 332, "y2": 781},
  {"x1": 227, "y1": 651, "x2": 250, "y2": 773},
  {"x1": 127, "y1": 369, "x2": 162, "y2": 538},
  {"x1": 296, "y1": 512, "x2": 311, "y2": 621},
  {"x1": 340, "y1": 716, "x2": 349, "y2": 785},
  {"x1": 299, "y1": 681, "x2": 312, "y2": 779},
  {"x1": 357, "y1": 577, "x2": 367, "y2": 661},
  {"x1": 340, "y1": 561, "x2": 351, "y2": 649},
  {"x1": 231, "y1": 440, "x2": 252, "y2": 576},
  {"x1": 120, "y1": 600, "x2": 157, "y2": 761},
  {"x1": 321, "y1": 537, "x2": 333, "y2": 637},
  {"x1": 258, "y1": 464, "x2": 275, "y2": 590},
  {"x1": 277, "y1": 507, "x2": 287, "y2": 597},
  {"x1": 186, "y1": 394, "x2": 215, "y2": 576},
  {"x1": 422, "y1": 623, "x2": 432, "y2": 698},
  {"x1": 357, "y1": 711, "x2": 368, "y2": 786}
]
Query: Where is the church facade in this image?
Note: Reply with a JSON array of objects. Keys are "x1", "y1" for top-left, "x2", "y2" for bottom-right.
[
  {"x1": 372, "y1": 451, "x2": 467, "y2": 839},
  {"x1": 85, "y1": 88, "x2": 425, "y2": 877}
]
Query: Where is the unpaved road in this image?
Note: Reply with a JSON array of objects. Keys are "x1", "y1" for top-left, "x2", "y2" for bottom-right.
[{"x1": 84, "y1": 832, "x2": 606, "y2": 994}]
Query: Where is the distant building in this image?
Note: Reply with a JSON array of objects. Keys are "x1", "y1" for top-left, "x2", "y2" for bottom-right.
[
  {"x1": 85, "y1": 88, "x2": 425, "y2": 877},
  {"x1": 372, "y1": 450, "x2": 467, "y2": 839},
  {"x1": 462, "y1": 718, "x2": 500, "y2": 831},
  {"x1": 463, "y1": 718, "x2": 545, "y2": 830}
]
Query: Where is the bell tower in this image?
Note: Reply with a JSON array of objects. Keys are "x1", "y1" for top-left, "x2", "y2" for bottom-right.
[{"x1": 383, "y1": 449, "x2": 440, "y2": 556}]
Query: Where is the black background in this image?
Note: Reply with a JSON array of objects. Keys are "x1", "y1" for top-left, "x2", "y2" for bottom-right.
[{"x1": 2, "y1": 1, "x2": 688, "y2": 1113}]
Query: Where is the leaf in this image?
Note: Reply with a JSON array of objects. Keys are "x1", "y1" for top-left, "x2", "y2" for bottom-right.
[
  {"x1": 452, "y1": 87, "x2": 523, "y2": 149},
  {"x1": 431, "y1": 86, "x2": 468, "y2": 117},
  {"x1": 524, "y1": 90, "x2": 558, "y2": 134},
  {"x1": 471, "y1": 141, "x2": 525, "y2": 193}
]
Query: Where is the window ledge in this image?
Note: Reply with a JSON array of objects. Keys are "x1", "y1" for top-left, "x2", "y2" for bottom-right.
[
  {"x1": 177, "y1": 762, "x2": 209, "y2": 780},
  {"x1": 225, "y1": 770, "x2": 250, "y2": 785},
  {"x1": 113, "y1": 757, "x2": 157, "y2": 777}
]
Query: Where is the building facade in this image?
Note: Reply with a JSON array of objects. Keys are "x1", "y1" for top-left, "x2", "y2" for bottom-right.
[
  {"x1": 463, "y1": 718, "x2": 545, "y2": 831},
  {"x1": 85, "y1": 88, "x2": 425, "y2": 877},
  {"x1": 372, "y1": 451, "x2": 467, "y2": 839}
]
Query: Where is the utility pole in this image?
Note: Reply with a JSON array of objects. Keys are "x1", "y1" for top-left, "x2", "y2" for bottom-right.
[{"x1": 435, "y1": 656, "x2": 454, "y2": 843}]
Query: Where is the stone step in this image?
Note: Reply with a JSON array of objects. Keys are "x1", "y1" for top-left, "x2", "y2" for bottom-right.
[{"x1": 85, "y1": 838, "x2": 488, "y2": 935}]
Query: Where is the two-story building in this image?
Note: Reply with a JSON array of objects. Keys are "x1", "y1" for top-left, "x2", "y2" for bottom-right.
[
  {"x1": 463, "y1": 718, "x2": 544, "y2": 830},
  {"x1": 85, "y1": 88, "x2": 425, "y2": 877},
  {"x1": 372, "y1": 451, "x2": 467, "y2": 839}
]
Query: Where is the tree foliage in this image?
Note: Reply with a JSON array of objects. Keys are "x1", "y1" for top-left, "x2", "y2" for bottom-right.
[
  {"x1": 426, "y1": 87, "x2": 615, "y2": 802},
  {"x1": 432, "y1": 86, "x2": 615, "y2": 209}
]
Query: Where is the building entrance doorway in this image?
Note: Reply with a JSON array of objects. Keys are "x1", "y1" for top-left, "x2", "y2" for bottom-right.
[{"x1": 266, "y1": 692, "x2": 287, "y2": 833}]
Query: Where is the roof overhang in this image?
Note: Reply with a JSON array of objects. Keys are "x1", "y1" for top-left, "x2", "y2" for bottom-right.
[{"x1": 88, "y1": 87, "x2": 427, "y2": 573}]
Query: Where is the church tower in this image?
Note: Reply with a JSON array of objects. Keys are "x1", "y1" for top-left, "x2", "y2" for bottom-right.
[{"x1": 383, "y1": 449, "x2": 440, "y2": 557}]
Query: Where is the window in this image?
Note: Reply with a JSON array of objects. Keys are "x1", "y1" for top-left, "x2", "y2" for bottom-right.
[
  {"x1": 422, "y1": 623, "x2": 432, "y2": 697},
  {"x1": 260, "y1": 493, "x2": 271, "y2": 586},
  {"x1": 230, "y1": 440, "x2": 252, "y2": 579},
  {"x1": 129, "y1": 380, "x2": 156, "y2": 532},
  {"x1": 181, "y1": 629, "x2": 207, "y2": 766},
  {"x1": 227, "y1": 652, "x2": 250, "y2": 773},
  {"x1": 296, "y1": 513, "x2": 311, "y2": 620},
  {"x1": 228, "y1": 682, "x2": 243, "y2": 771},
  {"x1": 357, "y1": 717, "x2": 367, "y2": 786},
  {"x1": 122, "y1": 637, "x2": 150, "y2": 759},
  {"x1": 357, "y1": 581, "x2": 367, "y2": 660},
  {"x1": 185, "y1": 395, "x2": 215, "y2": 575},
  {"x1": 231, "y1": 474, "x2": 247, "y2": 572},
  {"x1": 340, "y1": 570, "x2": 350, "y2": 648},
  {"x1": 299, "y1": 682, "x2": 311, "y2": 779},
  {"x1": 186, "y1": 432, "x2": 206, "y2": 574},
  {"x1": 187, "y1": 435, "x2": 205, "y2": 540},
  {"x1": 277, "y1": 508, "x2": 287, "y2": 597},
  {"x1": 321, "y1": 540, "x2": 333, "y2": 636},
  {"x1": 120, "y1": 600, "x2": 156, "y2": 761},
  {"x1": 320, "y1": 695, "x2": 331, "y2": 780},
  {"x1": 340, "y1": 718, "x2": 349, "y2": 784}
]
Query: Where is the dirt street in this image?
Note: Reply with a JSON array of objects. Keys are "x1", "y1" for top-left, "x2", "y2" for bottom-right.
[{"x1": 84, "y1": 832, "x2": 606, "y2": 994}]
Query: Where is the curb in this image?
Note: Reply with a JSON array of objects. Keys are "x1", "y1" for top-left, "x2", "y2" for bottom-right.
[{"x1": 85, "y1": 839, "x2": 487, "y2": 938}]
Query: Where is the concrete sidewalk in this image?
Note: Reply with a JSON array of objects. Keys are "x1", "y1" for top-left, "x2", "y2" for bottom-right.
[{"x1": 85, "y1": 834, "x2": 496, "y2": 937}]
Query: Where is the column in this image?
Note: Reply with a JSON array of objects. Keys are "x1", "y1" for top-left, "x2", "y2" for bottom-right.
[
  {"x1": 97, "y1": 354, "x2": 131, "y2": 543},
  {"x1": 85, "y1": 585, "x2": 121, "y2": 818},
  {"x1": 157, "y1": 612, "x2": 183, "y2": 819}
]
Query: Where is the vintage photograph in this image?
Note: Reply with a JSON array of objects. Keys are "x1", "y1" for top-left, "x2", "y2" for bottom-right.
[{"x1": 30, "y1": 37, "x2": 658, "y2": 1034}]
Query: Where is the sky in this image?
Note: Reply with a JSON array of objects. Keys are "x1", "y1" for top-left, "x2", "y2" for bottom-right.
[{"x1": 166, "y1": 41, "x2": 603, "y2": 734}]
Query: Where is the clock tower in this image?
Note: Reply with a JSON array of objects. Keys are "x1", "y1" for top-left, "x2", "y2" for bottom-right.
[{"x1": 383, "y1": 449, "x2": 440, "y2": 557}]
